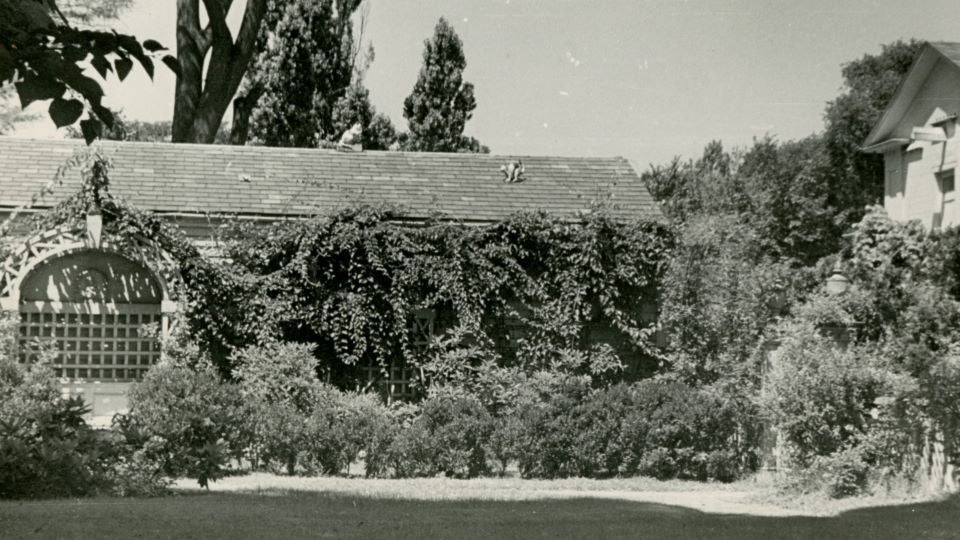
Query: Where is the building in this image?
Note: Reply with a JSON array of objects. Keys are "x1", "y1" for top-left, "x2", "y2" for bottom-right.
[
  {"x1": 864, "y1": 41, "x2": 960, "y2": 229},
  {"x1": 0, "y1": 137, "x2": 663, "y2": 423}
]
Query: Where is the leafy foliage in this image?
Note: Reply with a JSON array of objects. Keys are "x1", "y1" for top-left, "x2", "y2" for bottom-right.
[
  {"x1": 764, "y1": 209, "x2": 960, "y2": 496},
  {"x1": 223, "y1": 203, "x2": 672, "y2": 386},
  {"x1": 402, "y1": 17, "x2": 485, "y2": 153},
  {"x1": 760, "y1": 319, "x2": 887, "y2": 466},
  {"x1": 657, "y1": 214, "x2": 803, "y2": 388},
  {"x1": 823, "y1": 40, "x2": 924, "y2": 216},
  {"x1": 0, "y1": 0, "x2": 173, "y2": 142},
  {"x1": 510, "y1": 378, "x2": 750, "y2": 480},
  {"x1": 388, "y1": 394, "x2": 493, "y2": 478},
  {"x1": 238, "y1": 0, "x2": 367, "y2": 147},
  {"x1": 119, "y1": 341, "x2": 249, "y2": 489},
  {"x1": 0, "y1": 349, "x2": 111, "y2": 498},
  {"x1": 0, "y1": 313, "x2": 168, "y2": 498}
]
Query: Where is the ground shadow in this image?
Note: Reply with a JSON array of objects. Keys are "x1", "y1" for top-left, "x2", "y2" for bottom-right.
[{"x1": 1, "y1": 491, "x2": 958, "y2": 539}]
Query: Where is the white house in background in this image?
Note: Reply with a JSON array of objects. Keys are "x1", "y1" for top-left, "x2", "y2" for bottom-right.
[{"x1": 864, "y1": 42, "x2": 960, "y2": 229}]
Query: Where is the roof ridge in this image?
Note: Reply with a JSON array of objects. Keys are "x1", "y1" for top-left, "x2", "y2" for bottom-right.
[{"x1": 0, "y1": 137, "x2": 630, "y2": 162}]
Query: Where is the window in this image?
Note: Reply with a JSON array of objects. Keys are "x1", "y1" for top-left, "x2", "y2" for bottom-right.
[{"x1": 935, "y1": 170, "x2": 957, "y2": 229}]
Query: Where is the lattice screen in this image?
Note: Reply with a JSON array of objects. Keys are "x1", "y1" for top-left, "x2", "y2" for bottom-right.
[
  {"x1": 17, "y1": 308, "x2": 162, "y2": 382},
  {"x1": 360, "y1": 309, "x2": 434, "y2": 402}
]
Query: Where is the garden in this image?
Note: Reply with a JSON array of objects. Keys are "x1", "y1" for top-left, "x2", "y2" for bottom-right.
[{"x1": 1, "y1": 150, "x2": 960, "y2": 538}]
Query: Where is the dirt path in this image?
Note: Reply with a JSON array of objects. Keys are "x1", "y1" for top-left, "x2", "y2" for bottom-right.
[{"x1": 174, "y1": 473, "x2": 818, "y2": 517}]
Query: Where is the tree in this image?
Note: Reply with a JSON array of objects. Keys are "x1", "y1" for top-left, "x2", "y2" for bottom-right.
[
  {"x1": 402, "y1": 17, "x2": 485, "y2": 153},
  {"x1": 738, "y1": 136, "x2": 840, "y2": 264},
  {"x1": 57, "y1": 0, "x2": 133, "y2": 26},
  {"x1": 66, "y1": 111, "x2": 232, "y2": 143},
  {"x1": 364, "y1": 113, "x2": 398, "y2": 151},
  {"x1": 823, "y1": 40, "x2": 924, "y2": 224},
  {"x1": 328, "y1": 81, "x2": 399, "y2": 150},
  {"x1": 172, "y1": 0, "x2": 267, "y2": 143},
  {"x1": 228, "y1": 0, "x2": 366, "y2": 147},
  {"x1": 1, "y1": 0, "x2": 170, "y2": 142},
  {"x1": 640, "y1": 140, "x2": 735, "y2": 224}
]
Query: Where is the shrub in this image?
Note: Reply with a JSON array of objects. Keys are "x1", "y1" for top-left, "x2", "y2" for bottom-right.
[
  {"x1": 389, "y1": 394, "x2": 493, "y2": 478},
  {"x1": 513, "y1": 376, "x2": 592, "y2": 478},
  {"x1": 508, "y1": 377, "x2": 747, "y2": 481},
  {"x1": 231, "y1": 341, "x2": 321, "y2": 411},
  {"x1": 336, "y1": 392, "x2": 397, "y2": 477},
  {"x1": 299, "y1": 395, "x2": 348, "y2": 475},
  {"x1": 486, "y1": 414, "x2": 524, "y2": 476},
  {"x1": 232, "y1": 341, "x2": 334, "y2": 475},
  {"x1": 816, "y1": 447, "x2": 872, "y2": 498},
  {"x1": 0, "y1": 352, "x2": 122, "y2": 498},
  {"x1": 572, "y1": 383, "x2": 639, "y2": 477},
  {"x1": 760, "y1": 320, "x2": 885, "y2": 466},
  {"x1": 120, "y1": 361, "x2": 249, "y2": 488},
  {"x1": 621, "y1": 380, "x2": 746, "y2": 481}
]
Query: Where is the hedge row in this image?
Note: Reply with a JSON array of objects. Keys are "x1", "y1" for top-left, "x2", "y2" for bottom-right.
[{"x1": 120, "y1": 350, "x2": 755, "y2": 484}]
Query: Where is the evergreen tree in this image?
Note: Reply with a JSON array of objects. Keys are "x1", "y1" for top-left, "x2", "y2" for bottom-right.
[
  {"x1": 230, "y1": 0, "x2": 390, "y2": 149},
  {"x1": 402, "y1": 17, "x2": 485, "y2": 153}
]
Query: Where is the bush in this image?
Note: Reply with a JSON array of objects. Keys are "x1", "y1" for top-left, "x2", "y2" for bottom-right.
[
  {"x1": 336, "y1": 392, "x2": 397, "y2": 477},
  {"x1": 232, "y1": 341, "x2": 332, "y2": 475},
  {"x1": 816, "y1": 447, "x2": 872, "y2": 498},
  {"x1": 622, "y1": 381, "x2": 746, "y2": 481},
  {"x1": 120, "y1": 362, "x2": 249, "y2": 488},
  {"x1": 513, "y1": 376, "x2": 592, "y2": 478},
  {"x1": 573, "y1": 383, "x2": 639, "y2": 477},
  {"x1": 509, "y1": 378, "x2": 748, "y2": 481},
  {"x1": 231, "y1": 341, "x2": 321, "y2": 411},
  {"x1": 760, "y1": 320, "x2": 885, "y2": 466},
  {"x1": 486, "y1": 415, "x2": 524, "y2": 476},
  {"x1": 0, "y1": 351, "x2": 154, "y2": 498},
  {"x1": 389, "y1": 394, "x2": 493, "y2": 478}
]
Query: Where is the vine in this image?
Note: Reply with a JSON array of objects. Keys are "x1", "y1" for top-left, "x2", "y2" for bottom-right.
[
  {"x1": 224, "y1": 202, "x2": 674, "y2": 386},
  {"x1": 3, "y1": 151, "x2": 675, "y2": 386}
]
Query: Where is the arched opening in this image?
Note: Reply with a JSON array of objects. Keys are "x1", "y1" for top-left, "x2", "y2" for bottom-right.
[
  {"x1": 16, "y1": 249, "x2": 166, "y2": 382},
  {"x1": 2, "y1": 242, "x2": 178, "y2": 426}
]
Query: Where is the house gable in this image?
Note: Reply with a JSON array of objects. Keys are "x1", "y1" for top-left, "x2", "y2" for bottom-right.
[
  {"x1": 865, "y1": 42, "x2": 960, "y2": 229},
  {"x1": 865, "y1": 42, "x2": 960, "y2": 152}
]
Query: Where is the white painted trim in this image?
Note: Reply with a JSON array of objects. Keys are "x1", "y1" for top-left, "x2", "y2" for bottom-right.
[
  {"x1": 3, "y1": 241, "x2": 175, "y2": 308},
  {"x1": 19, "y1": 301, "x2": 162, "y2": 314}
]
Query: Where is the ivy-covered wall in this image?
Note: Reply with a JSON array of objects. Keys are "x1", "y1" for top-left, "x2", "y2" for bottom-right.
[
  {"x1": 1, "y1": 155, "x2": 674, "y2": 397},
  {"x1": 218, "y1": 204, "x2": 674, "y2": 391}
]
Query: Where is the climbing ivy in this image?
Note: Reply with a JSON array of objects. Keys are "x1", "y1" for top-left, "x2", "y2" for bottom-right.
[
  {"x1": 224, "y1": 204, "x2": 674, "y2": 386},
  {"x1": 3, "y1": 151, "x2": 674, "y2": 384}
]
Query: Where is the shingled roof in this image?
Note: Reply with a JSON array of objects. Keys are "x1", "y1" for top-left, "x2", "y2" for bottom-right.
[
  {"x1": 864, "y1": 41, "x2": 960, "y2": 151},
  {"x1": 0, "y1": 138, "x2": 662, "y2": 223}
]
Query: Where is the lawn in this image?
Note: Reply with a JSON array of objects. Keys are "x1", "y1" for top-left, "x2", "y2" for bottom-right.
[{"x1": 2, "y1": 490, "x2": 958, "y2": 539}]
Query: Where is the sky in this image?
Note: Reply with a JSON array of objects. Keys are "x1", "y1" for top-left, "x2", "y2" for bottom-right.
[{"x1": 12, "y1": 0, "x2": 960, "y2": 169}]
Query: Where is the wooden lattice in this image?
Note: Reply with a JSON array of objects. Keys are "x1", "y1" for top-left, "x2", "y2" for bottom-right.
[
  {"x1": 0, "y1": 224, "x2": 182, "y2": 302},
  {"x1": 361, "y1": 309, "x2": 435, "y2": 402},
  {"x1": 0, "y1": 225, "x2": 83, "y2": 298},
  {"x1": 18, "y1": 308, "x2": 162, "y2": 382},
  {"x1": 2, "y1": 224, "x2": 181, "y2": 384}
]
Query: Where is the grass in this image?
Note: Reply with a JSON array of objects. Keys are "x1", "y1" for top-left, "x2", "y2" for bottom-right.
[{"x1": 2, "y1": 488, "x2": 958, "y2": 539}]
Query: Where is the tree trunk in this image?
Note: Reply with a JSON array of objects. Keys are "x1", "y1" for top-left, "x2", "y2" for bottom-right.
[
  {"x1": 172, "y1": 0, "x2": 268, "y2": 144},
  {"x1": 230, "y1": 87, "x2": 261, "y2": 145},
  {"x1": 172, "y1": 0, "x2": 204, "y2": 143}
]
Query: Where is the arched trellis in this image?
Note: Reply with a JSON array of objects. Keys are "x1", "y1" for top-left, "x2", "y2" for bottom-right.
[
  {"x1": 0, "y1": 222, "x2": 182, "y2": 313},
  {"x1": 0, "y1": 220, "x2": 182, "y2": 384}
]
